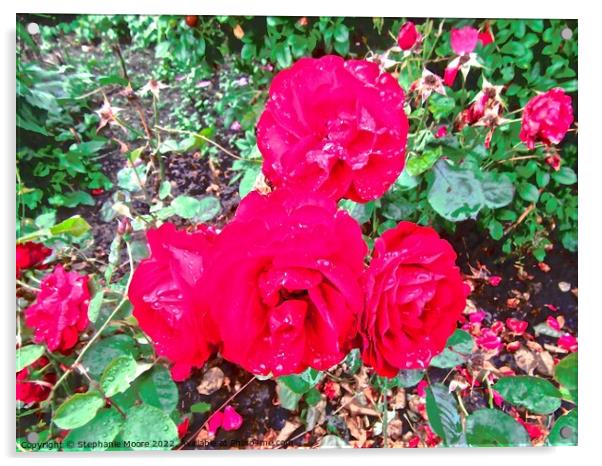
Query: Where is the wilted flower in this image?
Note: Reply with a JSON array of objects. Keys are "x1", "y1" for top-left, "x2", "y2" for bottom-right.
[
  {"x1": 444, "y1": 26, "x2": 482, "y2": 87},
  {"x1": 139, "y1": 79, "x2": 168, "y2": 99},
  {"x1": 95, "y1": 98, "x2": 124, "y2": 132},
  {"x1": 409, "y1": 69, "x2": 446, "y2": 104}
]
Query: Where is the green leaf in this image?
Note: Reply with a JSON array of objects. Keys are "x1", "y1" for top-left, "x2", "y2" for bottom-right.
[
  {"x1": 428, "y1": 95, "x2": 456, "y2": 119},
  {"x1": 277, "y1": 380, "x2": 303, "y2": 411},
  {"x1": 406, "y1": 147, "x2": 443, "y2": 177},
  {"x1": 552, "y1": 166, "x2": 577, "y2": 185},
  {"x1": 190, "y1": 402, "x2": 212, "y2": 413},
  {"x1": 87, "y1": 290, "x2": 104, "y2": 323},
  {"x1": 62, "y1": 408, "x2": 124, "y2": 451},
  {"x1": 82, "y1": 335, "x2": 138, "y2": 379},
  {"x1": 425, "y1": 384, "x2": 466, "y2": 446},
  {"x1": 171, "y1": 195, "x2": 200, "y2": 219},
  {"x1": 50, "y1": 215, "x2": 91, "y2": 237},
  {"x1": 53, "y1": 392, "x2": 105, "y2": 430},
  {"x1": 517, "y1": 182, "x2": 540, "y2": 203},
  {"x1": 239, "y1": 165, "x2": 261, "y2": 198},
  {"x1": 138, "y1": 365, "x2": 179, "y2": 414},
  {"x1": 122, "y1": 404, "x2": 179, "y2": 450},
  {"x1": 430, "y1": 330, "x2": 474, "y2": 368},
  {"x1": 554, "y1": 352, "x2": 578, "y2": 403},
  {"x1": 171, "y1": 195, "x2": 221, "y2": 221},
  {"x1": 49, "y1": 191, "x2": 95, "y2": 208},
  {"x1": 494, "y1": 376, "x2": 562, "y2": 414},
  {"x1": 117, "y1": 165, "x2": 146, "y2": 192},
  {"x1": 279, "y1": 367, "x2": 323, "y2": 395},
  {"x1": 158, "y1": 181, "x2": 172, "y2": 200},
  {"x1": 195, "y1": 196, "x2": 221, "y2": 222},
  {"x1": 100, "y1": 355, "x2": 138, "y2": 397},
  {"x1": 16, "y1": 345, "x2": 45, "y2": 372},
  {"x1": 396, "y1": 369, "x2": 425, "y2": 388},
  {"x1": 339, "y1": 200, "x2": 375, "y2": 224},
  {"x1": 481, "y1": 172, "x2": 514, "y2": 208},
  {"x1": 466, "y1": 409, "x2": 530, "y2": 447},
  {"x1": 547, "y1": 409, "x2": 577, "y2": 446},
  {"x1": 333, "y1": 23, "x2": 349, "y2": 43},
  {"x1": 428, "y1": 161, "x2": 485, "y2": 222}
]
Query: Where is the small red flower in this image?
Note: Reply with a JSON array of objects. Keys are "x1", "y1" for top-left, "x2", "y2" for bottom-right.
[
  {"x1": 16, "y1": 242, "x2": 52, "y2": 278},
  {"x1": 16, "y1": 356, "x2": 56, "y2": 404},
  {"x1": 520, "y1": 88, "x2": 574, "y2": 150},
  {"x1": 450, "y1": 26, "x2": 479, "y2": 55},
  {"x1": 545, "y1": 154, "x2": 562, "y2": 171},
  {"x1": 24, "y1": 265, "x2": 90, "y2": 353},
  {"x1": 397, "y1": 22, "x2": 421, "y2": 50}
]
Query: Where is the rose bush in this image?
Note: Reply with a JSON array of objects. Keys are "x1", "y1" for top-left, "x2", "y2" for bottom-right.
[
  {"x1": 256, "y1": 55, "x2": 409, "y2": 203},
  {"x1": 360, "y1": 222, "x2": 468, "y2": 376},
  {"x1": 200, "y1": 189, "x2": 367, "y2": 376},
  {"x1": 24, "y1": 265, "x2": 90, "y2": 353},
  {"x1": 128, "y1": 223, "x2": 219, "y2": 381}
]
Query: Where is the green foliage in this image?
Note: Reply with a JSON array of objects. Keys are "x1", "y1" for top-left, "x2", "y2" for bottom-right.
[
  {"x1": 465, "y1": 409, "x2": 530, "y2": 447},
  {"x1": 430, "y1": 330, "x2": 474, "y2": 368},
  {"x1": 53, "y1": 392, "x2": 105, "y2": 430},
  {"x1": 493, "y1": 376, "x2": 562, "y2": 414},
  {"x1": 425, "y1": 384, "x2": 466, "y2": 446}
]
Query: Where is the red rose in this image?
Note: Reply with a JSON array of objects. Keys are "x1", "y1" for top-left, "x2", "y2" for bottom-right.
[
  {"x1": 202, "y1": 189, "x2": 366, "y2": 376},
  {"x1": 16, "y1": 242, "x2": 52, "y2": 278},
  {"x1": 397, "y1": 22, "x2": 420, "y2": 50},
  {"x1": 256, "y1": 55, "x2": 409, "y2": 203},
  {"x1": 450, "y1": 26, "x2": 479, "y2": 55},
  {"x1": 519, "y1": 88, "x2": 574, "y2": 150},
  {"x1": 25, "y1": 265, "x2": 90, "y2": 353},
  {"x1": 128, "y1": 223, "x2": 218, "y2": 381},
  {"x1": 360, "y1": 222, "x2": 468, "y2": 376},
  {"x1": 16, "y1": 356, "x2": 56, "y2": 404}
]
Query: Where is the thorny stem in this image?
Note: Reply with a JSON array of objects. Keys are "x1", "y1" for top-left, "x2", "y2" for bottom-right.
[{"x1": 111, "y1": 43, "x2": 129, "y2": 82}]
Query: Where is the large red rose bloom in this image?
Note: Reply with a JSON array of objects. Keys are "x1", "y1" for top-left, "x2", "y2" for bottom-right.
[
  {"x1": 360, "y1": 222, "x2": 468, "y2": 376},
  {"x1": 24, "y1": 265, "x2": 90, "y2": 353},
  {"x1": 202, "y1": 189, "x2": 367, "y2": 376},
  {"x1": 256, "y1": 55, "x2": 409, "y2": 203},
  {"x1": 519, "y1": 88, "x2": 574, "y2": 150},
  {"x1": 128, "y1": 223, "x2": 218, "y2": 381}
]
